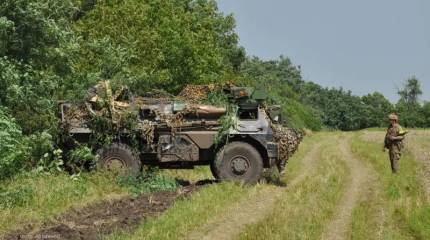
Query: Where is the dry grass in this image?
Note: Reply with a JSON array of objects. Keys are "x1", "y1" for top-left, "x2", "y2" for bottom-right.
[
  {"x1": 360, "y1": 130, "x2": 385, "y2": 143},
  {"x1": 402, "y1": 130, "x2": 430, "y2": 201}
]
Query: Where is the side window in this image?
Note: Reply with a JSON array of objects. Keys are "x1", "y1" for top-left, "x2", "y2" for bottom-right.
[{"x1": 238, "y1": 108, "x2": 259, "y2": 120}]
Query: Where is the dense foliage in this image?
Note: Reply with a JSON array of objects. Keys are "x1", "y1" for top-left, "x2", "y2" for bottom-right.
[
  {"x1": 0, "y1": 108, "x2": 29, "y2": 179},
  {"x1": 0, "y1": 0, "x2": 82, "y2": 133},
  {"x1": 0, "y1": 0, "x2": 428, "y2": 179},
  {"x1": 74, "y1": 0, "x2": 245, "y2": 94}
]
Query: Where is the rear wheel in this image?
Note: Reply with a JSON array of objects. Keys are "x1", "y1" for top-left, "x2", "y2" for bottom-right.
[
  {"x1": 210, "y1": 161, "x2": 219, "y2": 179},
  {"x1": 97, "y1": 143, "x2": 141, "y2": 176},
  {"x1": 213, "y1": 142, "x2": 263, "y2": 184}
]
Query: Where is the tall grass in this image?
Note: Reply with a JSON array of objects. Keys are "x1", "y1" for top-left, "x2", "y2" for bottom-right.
[
  {"x1": 350, "y1": 132, "x2": 430, "y2": 239},
  {"x1": 163, "y1": 166, "x2": 213, "y2": 184}
]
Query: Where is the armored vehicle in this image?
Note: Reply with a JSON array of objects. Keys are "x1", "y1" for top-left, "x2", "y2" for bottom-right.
[{"x1": 60, "y1": 83, "x2": 300, "y2": 184}]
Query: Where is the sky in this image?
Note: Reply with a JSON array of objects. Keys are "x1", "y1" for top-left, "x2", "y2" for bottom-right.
[{"x1": 217, "y1": 0, "x2": 430, "y2": 102}]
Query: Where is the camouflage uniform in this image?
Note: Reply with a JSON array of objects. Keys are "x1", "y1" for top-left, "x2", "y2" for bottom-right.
[{"x1": 384, "y1": 115, "x2": 405, "y2": 173}]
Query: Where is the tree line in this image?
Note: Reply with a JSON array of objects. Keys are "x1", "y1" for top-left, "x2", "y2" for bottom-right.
[
  {"x1": 0, "y1": 0, "x2": 428, "y2": 179},
  {"x1": 239, "y1": 57, "x2": 429, "y2": 131}
]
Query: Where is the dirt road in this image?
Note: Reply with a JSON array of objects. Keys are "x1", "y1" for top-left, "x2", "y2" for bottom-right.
[
  {"x1": 321, "y1": 136, "x2": 376, "y2": 240},
  {"x1": 186, "y1": 142, "x2": 323, "y2": 240},
  {"x1": 188, "y1": 134, "x2": 378, "y2": 240}
]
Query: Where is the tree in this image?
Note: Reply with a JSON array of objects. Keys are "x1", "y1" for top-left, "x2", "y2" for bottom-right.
[
  {"x1": 398, "y1": 76, "x2": 423, "y2": 110},
  {"x1": 362, "y1": 92, "x2": 394, "y2": 127},
  {"x1": 423, "y1": 102, "x2": 430, "y2": 127},
  {"x1": 74, "y1": 0, "x2": 245, "y2": 94},
  {"x1": 239, "y1": 57, "x2": 322, "y2": 130},
  {"x1": 395, "y1": 76, "x2": 427, "y2": 128}
]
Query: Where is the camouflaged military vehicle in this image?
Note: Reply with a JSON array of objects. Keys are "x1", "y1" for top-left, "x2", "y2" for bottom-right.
[{"x1": 60, "y1": 82, "x2": 301, "y2": 184}]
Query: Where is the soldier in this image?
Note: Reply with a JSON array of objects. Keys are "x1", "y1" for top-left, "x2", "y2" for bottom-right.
[{"x1": 383, "y1": 113, "x2": 406, "y2": 173}]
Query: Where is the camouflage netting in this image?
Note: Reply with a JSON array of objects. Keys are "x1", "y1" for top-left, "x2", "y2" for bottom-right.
[
  {"x1": 177, "y1": 84, "x2": 219, "y2": 103},
  {"x1": 271, "y1": 124, "x2": 303, "y2": 173},
  {"x1": 63, "y1": 104, "x2": 90, "y2": 128}
]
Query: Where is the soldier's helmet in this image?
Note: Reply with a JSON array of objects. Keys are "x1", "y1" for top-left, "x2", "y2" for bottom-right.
[{"x1": 388, "y1": 113, "x2": 398, "y2": 121}]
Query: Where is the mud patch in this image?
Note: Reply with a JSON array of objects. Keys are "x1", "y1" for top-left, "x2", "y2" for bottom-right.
[{"x1": 5, "y1": 186, "x2": 197, "y2": 240}]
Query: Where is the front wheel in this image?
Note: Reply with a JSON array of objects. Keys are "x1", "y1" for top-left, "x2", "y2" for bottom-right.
[
  {"x1": 213, "y1": 142, "x2": 263, "y2": 184},
  {"x1": 97, "y1": 143, "x2": 141, "y2": 176}
]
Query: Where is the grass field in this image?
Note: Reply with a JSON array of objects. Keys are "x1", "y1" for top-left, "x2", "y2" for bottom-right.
[{"x1": 1, "y1": 130, "x2": 429, "y2": 239}]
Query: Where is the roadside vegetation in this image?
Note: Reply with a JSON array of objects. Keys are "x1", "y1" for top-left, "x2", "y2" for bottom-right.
[
  {"x1": 0, "y1": 168, "x2": 179, "y2": 236},
  {"x1": 0, "y1": 171, "x2": 127, "y2": 235}
]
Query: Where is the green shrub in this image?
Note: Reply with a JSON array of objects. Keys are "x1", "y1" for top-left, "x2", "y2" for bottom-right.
[
  {"x1": 67, "y1": 146, "x2": 99, "y2": 172},
  {"x1": 117, "y1": 168, "x2": 179, "y2": 197},
  {"x1": 28, "y1": 131, "x2": 55, "y2": 162},
  {"x1": 0, "y1": 108, "x2": 29, "y2": 179}
]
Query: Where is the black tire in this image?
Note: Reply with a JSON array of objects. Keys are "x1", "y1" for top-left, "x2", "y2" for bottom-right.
[
  {"x1": 213, "y1": 142, "x2": 263, "y2": 184},
  {"x1": 210, "y1": 161, "x2": 219, "y2": 179},
  {"x1": 97, "y1": 143, "x2": 141, "y2": 176}
]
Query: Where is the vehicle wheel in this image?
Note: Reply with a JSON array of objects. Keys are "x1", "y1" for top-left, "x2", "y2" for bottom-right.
[
  {"x1": 214, "y1": 142, "x2": 263, "y2": 184},
  {"x1": 97, "y1": 143, "x2": 141, "y2": 176},
  {"x1": 210, "y1": 161, "x2": 219, "y2": 179}
]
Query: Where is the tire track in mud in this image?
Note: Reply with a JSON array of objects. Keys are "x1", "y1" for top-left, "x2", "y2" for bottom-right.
[
  {"x1": 4, "y1": 186, "x2": 198, "y2": 240},
  {"x1": 186, "y1": 142, "x2": 324, "y2": 240},
  {"x1": 321, "y1": 135, "x2": 376, "y2": 240}
]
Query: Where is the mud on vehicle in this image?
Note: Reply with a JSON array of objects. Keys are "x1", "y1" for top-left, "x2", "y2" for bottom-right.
[{"x1": 60, "y1": 83, "x2": 301, "y2": 184}]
